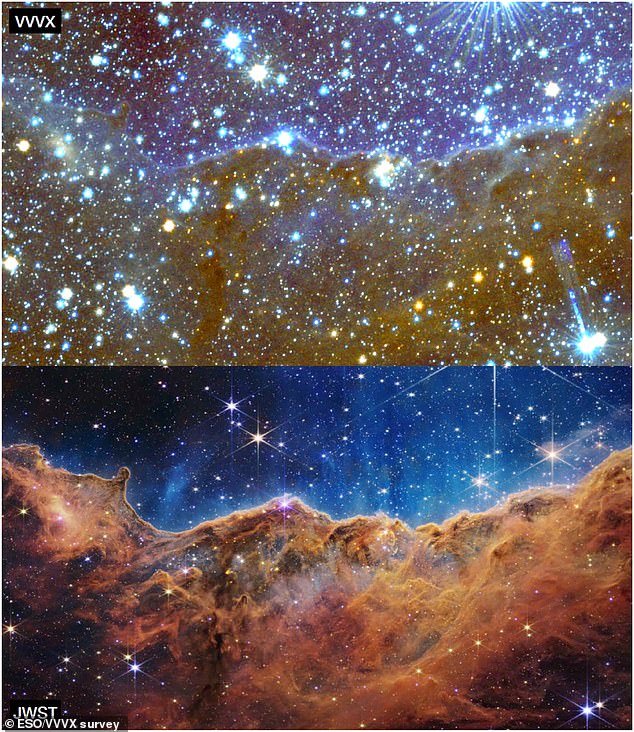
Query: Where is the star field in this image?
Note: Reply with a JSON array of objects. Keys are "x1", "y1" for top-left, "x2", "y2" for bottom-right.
[
  {"x1": 2, "y1": 2, "x2": 631, "y2": 366},
  {"x1": 3, "y1": 2, "x2": 630, "y2": 164},
  {"x1": 3, "y1": 365, "x2": 630, "y2": 530}
]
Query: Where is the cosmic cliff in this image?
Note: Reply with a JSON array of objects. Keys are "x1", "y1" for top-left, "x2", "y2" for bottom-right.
[
  {"x1": 3, "y1": 445, "x2": 631, "y2": 729},
  {"x1": 2, "y1": 82, "x2": 631, "y2": 366}
]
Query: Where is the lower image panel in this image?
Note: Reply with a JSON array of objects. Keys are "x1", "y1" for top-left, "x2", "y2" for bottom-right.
[{"x1": 3, "y1": 366, "x2": 632, "y2": 730}]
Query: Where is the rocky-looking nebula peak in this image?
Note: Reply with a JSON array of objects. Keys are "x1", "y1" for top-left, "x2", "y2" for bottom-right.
[{"x1": 3, "y1": 445, "x2": 631, "y2": 729}]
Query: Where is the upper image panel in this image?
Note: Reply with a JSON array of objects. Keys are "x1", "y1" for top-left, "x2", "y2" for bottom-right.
[{"x1": 2, "y1": 2, "x2": 631, "y2": 366}]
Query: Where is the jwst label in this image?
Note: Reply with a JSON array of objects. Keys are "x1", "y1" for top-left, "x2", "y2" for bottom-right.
[
  {"x1": 6, "y1": 701, "x2": 126, "y2": 730},
  {"x1": 8, "y1": 8, "x2": 62, "y2": 33}
]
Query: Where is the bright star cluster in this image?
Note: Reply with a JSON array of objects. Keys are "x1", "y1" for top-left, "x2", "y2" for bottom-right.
[
  {"x1": 1, "y1": 2, "x2": 631, "y2": 366},
  {"x1": 3, "y1": 365, "x2": 630, "y2": 530}
]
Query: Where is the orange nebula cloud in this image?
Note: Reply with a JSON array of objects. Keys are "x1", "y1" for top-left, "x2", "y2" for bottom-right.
[{"x1": 3, "y1": 445, "x2": 631, "y2": 729}]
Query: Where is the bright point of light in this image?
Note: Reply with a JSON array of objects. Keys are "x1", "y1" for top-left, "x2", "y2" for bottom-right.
[
  {"x1": 235, "y1": 186, "x2": 247, "y2": 201},
  {"x1": 373, "y1": 157, "x2": 396, "y2": 187},
  {"x1": 577, "y1": 332, "x2": 607, "y2": 355},
  {"x1": 474, "y1": 106, "x2": 488, "y2": 123},
  {"x1": 544, "y1": 81, "x2": 561, "y2": 98},
  {"x1": 60, "y1": 287, "x2": 73, "y2": 301},
  {"x1": 162, "y1": 218, "x2": 175, "y2": 233},
  {"x1": 179, "y1": 199, "x2": 193, "y2": 213},
  {"x1": 582, "y1": 706, "x2": 592, "y2": 716},
  {"x1": 277, "y1": 130, "x2": 293, "y2": 147},
  {"x1": 127, "y1": 293, "x2": 144, "y2": 311},
  {"x1": 220, "y1": 395, "x2": 249, "y2": 417},
  {"x1": 223, "y1": 31, "x2": 241, "y2": 50},
  {"x1": 4, "y1": 256, "x2": 19, "y2": 273},
  {"x1": 358, "y1": 354, "x2": 367, "y2": 365},
  {"x1": 249, "y1": 64, "x2": 268, "y2": 82},
  {"x1": 473, "y1": 271, "x2": 484, "y2": 283},
  {"x1": 122, "y1": 286, "x2": 144, "y2": 312},
  {"x1": 82, "y1": 187, "x2": 94, "y2": 200},
  {"x1": 17, "y1": 139, "x2": 31, "y2": 152},
  {"x1": 90, "y1": 54, "x2": 105, "y2": 67},
  {"x1": 374, "y1": 158, "x2": 394, "y2": 177}
]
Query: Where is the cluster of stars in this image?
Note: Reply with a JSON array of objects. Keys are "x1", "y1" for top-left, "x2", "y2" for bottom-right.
[{"x1": 2, "y1": 2, "x2": 630, "y2": 366}]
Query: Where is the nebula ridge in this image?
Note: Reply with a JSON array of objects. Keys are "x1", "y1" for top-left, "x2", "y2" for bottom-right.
[{"x1": 3, "y1": 445, "x2": 631, "y2": 728}]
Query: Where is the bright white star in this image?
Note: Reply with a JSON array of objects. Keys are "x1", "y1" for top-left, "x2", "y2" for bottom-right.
[
  {"x1": 249, "y1": 64, "x2": 268, "y2": 83},
  {"x1": 577, "y1": 332, "x2": 607, "y2": 356},
  {"x1": 222, "y1": 31, "x2": 241, "y2": 51}
]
